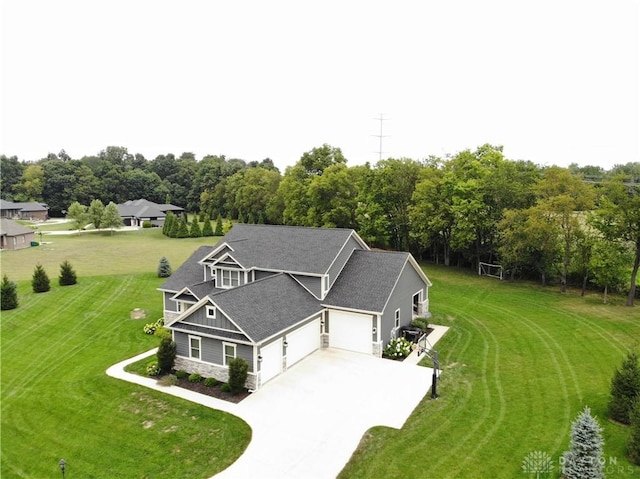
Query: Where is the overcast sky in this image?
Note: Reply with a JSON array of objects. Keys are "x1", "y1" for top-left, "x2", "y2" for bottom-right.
[{"x1": 1, "y1": 0, "x2": 638, "y2": 172}]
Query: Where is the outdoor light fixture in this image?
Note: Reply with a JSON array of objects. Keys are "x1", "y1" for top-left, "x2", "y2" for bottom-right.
[
  {"x1": 258, "y1": 355, "x2": 263, "y2": 362},
  {"x1": 59, "y1": 459, "x2": 66, "y2": 478},
  {"x1": 372, "y1": 327, "x2": 377, "y2": 334},
  {"x1": 283, "y1": 339, "x2": 288, "y2": 348}
]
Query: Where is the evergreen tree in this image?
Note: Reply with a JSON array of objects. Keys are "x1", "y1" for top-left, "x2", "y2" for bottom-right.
[
  {"x1": 237, "y1": 210, "x2": 245, "y2": 223},
  {"x1": 157, "y1": 256, "x2": 172, "y2": 278},
  {"x1": 608, "y1": 351, "x2": 640, "y2": 424},
  {"x1": 176, "y1": 217, "x2": 190, "y2": 238},
  {"x1": 156, "y1": 336, "x2": 177, "y2": 374},
  {"x1": 168, "y1": 215, "x2": 179, "y2": 238},
  {"x1": 1, "y1": 274, "x2": 18, "y2": 310},
  {"x1": 58, "y1": 260, "x2": 77, "y2": 286},
  {"x1": 629, "y1": 398, "x2": 640, "y2": 465},
  {"x1": 562, "y1": 406, "x2": 605, "y2": 479},
  {"x1": 228, "y1": 357, "x2": 249, "y2": 394},
  {"x1": 189, "y1": 218, "x2": 202, "y2": 237},
  {"x1": 32, "y1": 263, "x2": 50, "y2": 293},
  {"x1": 202, "y1": 218, "x2": 214, "y2": 237},
  {"x1": 163, "y1": 211, "x2": 175, "y2": 236},
  {"x1": 214, "y1": 214, "x2": 224, "y2": 236},
  {"x1": 224, "y1": 218, "x2": 233, "y2": 234}
]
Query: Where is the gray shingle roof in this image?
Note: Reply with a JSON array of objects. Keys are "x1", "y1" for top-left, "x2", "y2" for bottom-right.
[
  {"x1": 158, "y1": 245, "x2": 214, "y2": 291},
  {"x1": 209, "y1": 273, "x2": 324, "y2": 342},
  {"x1": 323, "y1": 249, "x2": 410, "y2": 313},
  {"x1": 0, "y1": 218, "x2": 35, "y2": 236},
  {"x1": 219, "y1": 224, "x2": 359, "y2": 275}
]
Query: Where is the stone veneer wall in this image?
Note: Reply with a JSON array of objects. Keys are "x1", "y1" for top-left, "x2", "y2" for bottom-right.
[
  {"x1": 174, "y1": 357, "x2": 258, "y2": 390},
  {"x1": 372, "y1": 341, "x2": 383, "y2": 358}
]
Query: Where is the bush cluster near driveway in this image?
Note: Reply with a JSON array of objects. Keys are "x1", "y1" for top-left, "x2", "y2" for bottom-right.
[
  {"x1": 339, "y1": 265, "x2": 640, "y2": 479},
  {"x1": 1, "y1": 271, "x2": 250, "y2": 478}
]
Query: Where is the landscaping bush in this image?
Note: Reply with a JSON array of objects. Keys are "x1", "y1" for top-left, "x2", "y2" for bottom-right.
[
  {"x1": 188, "y1": 373, "x2": 203, "y2": 383},
  {"x1": 220, "y1": 383, "x2": 231, "y2": 393},
  {"x1": 411, "y1": 316, "x2": 429, "y2": 332},
  {"x1": 58, "y1": 260, "x2": 77, "y2": 286},
  {"x1": 175, "y1": 370, "x2": 188, "y2": 379},
  {"x1": 146, "y1": 362, "x2": 161, "y2": 376},
  {"x1": 31, "y1": 263, "x2": 50, "y2": 293},
  {"x1": 1, "y1": 274, "x2": 18, "y2": 311},
  {"x1": 204, "y1": 377, "x2": 218, "y2": 388},
  {"x1": 154, "y1": 326, "x2": 172, "y2": 340},
  {"x1": 143, "y1": 317, "x2": 164, "y2": 335},
  {"x1": 383, "y1": 337, "x2": 413, "y2": 359},
  {"x1": 157, "y1": 337, "x2": 177, "y2": 374},
  {"x1": 142, "y1": 220, "x2": 152, "y2": 228},
  {"x1": 562, "y1": 406, "x2": 605, "y2": 479},
  {"x1": 158, "y1": 374, "x2": 178, "y2": 387},
  {"x1": 228, "y1": 358, "x2": 249, "y2": 394},
  {"x1": 202, "y1": 218, "x2": 214, "y2": 237},
  {"x1": 608, "y1": 351, "x2": 640, "y2": 424},
  {"x1": 189, "y1": 219, "x2": 202, "y2": 238}
]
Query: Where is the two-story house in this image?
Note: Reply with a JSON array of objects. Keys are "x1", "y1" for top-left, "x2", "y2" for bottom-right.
[{"x1": 160, "y1": 224, "x2": 432, "y2": 390}]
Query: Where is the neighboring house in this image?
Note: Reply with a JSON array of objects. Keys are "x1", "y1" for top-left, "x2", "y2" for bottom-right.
[
  {"x1": 117, "y1": 199, "x2": 184, "y2": 227},
  {"x1": 0, "y1": 200, "x2": 49, "y2": 221},
  {"x1": 0, "y1": 218, "x2": 36, "y2": 250},
  {"x1": 160, "y1": 224, "x2": 432, "y2": 390}
]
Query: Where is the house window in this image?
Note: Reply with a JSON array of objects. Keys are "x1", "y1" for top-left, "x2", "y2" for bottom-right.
[
  {"x1": 223, "y1": 342, "x2": 236, "y2": 366},
  {"x1": 206, "y1": 305, "x2": 216, "y2": 319},
  {"x1": 395, "y1": 309, "x2": 400, "y2": 329},
  {"x1": 176, "y1": 301, "x2": 184, "y2": 313},
  {"x1": 189, "y1": 336, "x2": 201, "y2": 360},
  {"x1": 221, "y1": 269, "x2": 240, "y2": 288},
  {"x1": 413, "y1": 291, "x2": 422, "y2": 314}
]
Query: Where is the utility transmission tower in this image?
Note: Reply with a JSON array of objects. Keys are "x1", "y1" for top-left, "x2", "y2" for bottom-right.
[{"x1": 372, "y1": 113, "x2": 390, "y2": 161}]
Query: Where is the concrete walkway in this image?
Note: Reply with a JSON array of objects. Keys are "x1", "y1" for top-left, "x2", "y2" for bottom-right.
[{"x1": 107, "y1": 326, "x2": 449, "y2": 479}]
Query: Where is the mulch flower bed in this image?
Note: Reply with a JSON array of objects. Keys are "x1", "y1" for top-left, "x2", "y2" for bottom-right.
[{"x1": 171, "y1": 376, "x2": 251, "y2": 403}]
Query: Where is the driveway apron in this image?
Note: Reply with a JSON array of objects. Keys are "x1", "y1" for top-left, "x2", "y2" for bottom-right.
[{"x1": 108, "y1": 348, "x2": 436, "y2": 479}]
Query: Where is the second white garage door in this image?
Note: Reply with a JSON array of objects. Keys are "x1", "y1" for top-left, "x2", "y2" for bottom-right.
[
  {"x1": 329, "y1": 310, "x2": 373, "y2": 354},
  {"x1": 286, "y1": 318, "x2": 321, "y2": 367}
]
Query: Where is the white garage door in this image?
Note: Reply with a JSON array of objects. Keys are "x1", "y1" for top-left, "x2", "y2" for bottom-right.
[
  {"x1": 260, "y1": 338, "x2": 282, "y2": 384},
  {"x1": 286, "y1": 318, "x2": 321, "y2": 367},
  {"x1": 329, "y1": 310, "x2": 372, "y2": 354}
]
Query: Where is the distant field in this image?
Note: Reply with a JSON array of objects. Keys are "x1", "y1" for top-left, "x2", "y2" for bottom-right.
[
  {"x1": 340, "y1": 266, "x2": 640, "y2": 479},
  {"x1": 0, "y1": 226, "x2": 219, "y2": 281}
]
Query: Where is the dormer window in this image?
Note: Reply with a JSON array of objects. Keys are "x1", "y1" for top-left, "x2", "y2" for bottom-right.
[
  {"x1": 221, "y1": 269, "x2": 240, "y2": 288},
  {"x1": 206, "y1": 305, "x2": 216, "y2": 319}
]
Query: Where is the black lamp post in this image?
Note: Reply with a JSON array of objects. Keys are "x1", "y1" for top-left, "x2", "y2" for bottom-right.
[{"x1": 59, "y1": 459, "x2": 66, "y2": 478}]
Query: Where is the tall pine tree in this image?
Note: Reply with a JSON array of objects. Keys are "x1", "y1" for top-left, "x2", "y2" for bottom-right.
[
  {"x1": 202, "y1": 218, "x2": 214, "y2": 237},
  {"x1": 1, "y1": 274, "x2": 18, "y2": 310},
  {"x1": 189, "y1": 218, "x2": 202, "y2": 237},
  {"x1": 157, "y1": 257, "x2": 172, "y2": 278},
  {"x1": 562, "y1": 406, "x2": 604, "y2": 479},
  {"x1": 608, "y1": 351, "x2": 640, "y2": 424},
  {"x1": 214, "y1": 214, "x2": 224, "y2": 236}
]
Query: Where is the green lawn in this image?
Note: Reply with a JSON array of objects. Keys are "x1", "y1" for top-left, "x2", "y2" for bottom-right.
[
  {"x1": 339, "y1": 266, "x2": 640, "y2": 479},
  {"x1": 1, "y1": 231, "x2": 250, "y2": 478},
  {"x1": 3, "y1": 229, "x2": 639, "y2": 478}
]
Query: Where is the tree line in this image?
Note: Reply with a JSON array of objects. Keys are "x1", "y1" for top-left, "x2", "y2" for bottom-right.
[{"x1": 2, "y1": 144, "x2": 639, "y2": 304}]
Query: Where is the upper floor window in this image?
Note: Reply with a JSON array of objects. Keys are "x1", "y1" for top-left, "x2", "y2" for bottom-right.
[
  {"x1": 394, "y1": 309, "x2": 400, "y2": 329},
  {"x1": 221, "y1": 269, "x2": 240, "y2": 288},
  {"x1": 206, "y1": 305, "x2": 216, "y2": 319}
]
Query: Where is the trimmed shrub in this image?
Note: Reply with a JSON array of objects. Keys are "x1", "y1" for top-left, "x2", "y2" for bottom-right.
[
  {"x1": 157, "y1": 337, "x2": 177, "y2": 374},
  {"x1": 175, "y1": 370, "x2": 188, "y2": 379},
  {"x1": 176, "y1": 218, "x2": 189, "y2": 238},
  {"x1": 1, "y1": 274, "x2": 18, "y2": 310},
  {"x1": 31, "y1": 263, "x2": 50, "y2": 293},
  {"x1": 154, "y1": 326, "x2": 172, "y2": 340},
  {"x1": 383, "y1": 337, "x2": 413, "y2": 359},
  {"x1": 158, "y1": 374, "x2": 178, "y2": 387},
  {"x1": 220, "y1": 383, "x2": 232, "y2": 393},
  {"x1": 142, "y1": 220, "x2": 152, "y2": 228},
  {"x1": 608, "y1": 351, "x2": 640, "y2": 424},
  {"x1": 58, "y1": 260, "x2": 77, "y2": 286},
  {"x1": 204, "y1": 377, "x2": 218, "y2": 388},
  {"x1": 228, "y1": 357, "x2": 249, "y2": 394},
  {"x1": 188, "y1": 373, "x2": 202, "y2": 383}
]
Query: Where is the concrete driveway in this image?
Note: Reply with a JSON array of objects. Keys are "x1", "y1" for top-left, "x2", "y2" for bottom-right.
[{"x1": 108, "y1": 348, "x2": 437, "y2": 479}]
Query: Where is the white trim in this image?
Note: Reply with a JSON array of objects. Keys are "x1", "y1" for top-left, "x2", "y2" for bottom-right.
[
  {"x1": 173, "y1": 326, "x2": 253, "y2": 346},
  {"x1": 220, "y1": 268, "x2": 241, "y2": 288},
  {"x1": 206, "y1": 305, "x2": 216, "y2": 319},
  {"x1": 394, "y1": 308, "x2": 400, "y2": 329},
  {"x1": 188, "y1": 335, "x2": 202, "y2": 361},
  {"x1": 223, "y1": 342, "x2": 237, "y2": 366}
]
